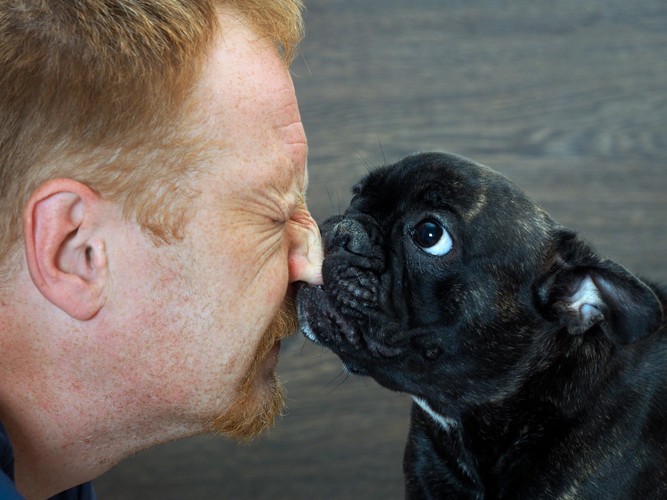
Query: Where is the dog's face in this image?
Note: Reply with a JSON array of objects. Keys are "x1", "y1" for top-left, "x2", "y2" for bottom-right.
[{"x1": 297, "y1": 153, "x2": 661, "y2": 415}]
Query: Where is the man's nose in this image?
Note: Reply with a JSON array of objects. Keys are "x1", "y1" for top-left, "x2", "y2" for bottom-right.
[{"x1": 288, "y1": 210, "x2": 324, "y2": 286}]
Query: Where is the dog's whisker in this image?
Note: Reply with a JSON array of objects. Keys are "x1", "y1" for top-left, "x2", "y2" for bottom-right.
[
  {"x1": 378, "y1": 139, "x2": 386, "y2": 166},
  {"x1": 323, "y1": 185, "x2": 338, "y2": 216},
  {"x1": 322, "y1": 369, "x2": 350, "y2": 394}
]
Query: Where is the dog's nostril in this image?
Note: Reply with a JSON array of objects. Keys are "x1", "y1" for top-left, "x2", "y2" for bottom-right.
[{"x1": 330, "y1": 219, "x2": 369, "y2": 255}]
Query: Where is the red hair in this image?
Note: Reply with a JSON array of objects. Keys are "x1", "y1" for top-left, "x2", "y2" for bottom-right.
[{"x1": 0, "y1": 0, "x2": 304, "y2": 285}]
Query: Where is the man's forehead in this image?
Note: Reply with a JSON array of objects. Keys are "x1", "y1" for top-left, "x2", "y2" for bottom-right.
[{"x1": 202, "y1": 8, "x2": 294, "y2": 107}]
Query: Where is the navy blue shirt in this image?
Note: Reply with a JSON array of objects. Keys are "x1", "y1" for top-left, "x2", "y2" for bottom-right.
[{"x1": 0, "y1": 422, "x2": 96, "y2": 499}]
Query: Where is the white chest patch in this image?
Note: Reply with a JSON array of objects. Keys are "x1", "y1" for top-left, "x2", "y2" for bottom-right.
[{"x1": 413, "y1": 397, "x2": 458, "y2": 432}]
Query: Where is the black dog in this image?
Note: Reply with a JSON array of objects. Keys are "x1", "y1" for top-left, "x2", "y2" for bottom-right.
[{"x1": 297, "y1": 152, "x2": 666, "y2": 499}]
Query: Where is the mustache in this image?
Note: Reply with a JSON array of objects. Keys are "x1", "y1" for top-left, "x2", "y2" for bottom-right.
[
  {"x1": 208, "y1": 298, "x2": 297, "y2": 441},
  {"x1": 240, "y1": 296, "x2": 298, "y2": 397},
  {"x1": 266, "y1": 297, "x2": 299, "y2": 343}
]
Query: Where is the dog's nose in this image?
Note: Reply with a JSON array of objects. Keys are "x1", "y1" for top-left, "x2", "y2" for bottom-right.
[{"x1": 327, "y1": 218, "x2": 370, "y2": 255}]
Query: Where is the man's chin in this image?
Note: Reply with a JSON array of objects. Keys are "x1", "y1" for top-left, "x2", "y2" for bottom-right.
[{"x1": 209, "y1": 369, "x2": 285, "y2": 442}]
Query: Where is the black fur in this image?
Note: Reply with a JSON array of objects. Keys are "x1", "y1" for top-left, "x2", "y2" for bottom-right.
[{"x1": 297, "y1": 152, "x2": 666, "y2": 499}]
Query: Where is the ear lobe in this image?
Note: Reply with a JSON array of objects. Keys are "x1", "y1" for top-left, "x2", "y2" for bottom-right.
[
  {"x1": 536, "y1": 231, "x2": 663, "y2": 345},
  {"x1": 23, "y1": 179, "x2": 109, "y2": 320}
]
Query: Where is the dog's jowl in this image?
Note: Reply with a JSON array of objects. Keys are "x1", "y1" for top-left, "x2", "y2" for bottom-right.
[{"x1": 297, "y1": 152, "x2": 666, "y2": 499}]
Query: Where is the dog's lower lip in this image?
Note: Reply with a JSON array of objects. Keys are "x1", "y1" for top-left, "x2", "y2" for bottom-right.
[
  {"x1": 297, "y1": 285, "x2": 329, "y2": 347},
  {"x1": 344, "y1": 363, "x2": 370, "y2": 376},
  {"x1": 300, "y1": 322, "x2": 322, "y2": 344}
]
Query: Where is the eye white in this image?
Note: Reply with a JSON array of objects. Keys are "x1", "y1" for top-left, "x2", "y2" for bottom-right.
[
  {"x1": 424, "y1": 230, "x2": 453, "y2": 256},
  {"x1": 413, "y1": 220, "x2": 453, "y2": 256}
]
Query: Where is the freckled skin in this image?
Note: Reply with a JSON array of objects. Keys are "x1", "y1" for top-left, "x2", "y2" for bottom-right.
[
  {"x1": 101, "y1": 7, "x2": 324, "y2": 439},
  {"x1": 0, "y1": 7, "x2": 323, "y2": 498}
]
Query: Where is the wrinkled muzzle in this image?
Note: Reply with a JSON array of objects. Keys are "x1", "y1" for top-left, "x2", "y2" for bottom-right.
[{"x1": 297, "y1": 214, "x2": 404, "y2": 371}]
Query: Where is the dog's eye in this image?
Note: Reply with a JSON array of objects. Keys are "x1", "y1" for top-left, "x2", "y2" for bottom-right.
[{"x1": 413, "y1": 220, "x2": 453, "y2": 256}]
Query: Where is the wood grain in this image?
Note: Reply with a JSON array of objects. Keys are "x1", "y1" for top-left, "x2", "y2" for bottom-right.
[{"x1": 95, "y1": 1, "x2": 666, "y2": 498}]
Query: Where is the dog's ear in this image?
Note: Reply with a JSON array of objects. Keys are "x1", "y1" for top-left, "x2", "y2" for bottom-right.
[{"x1": 536, "y1": 230, "x2": 663, "y2": 344}]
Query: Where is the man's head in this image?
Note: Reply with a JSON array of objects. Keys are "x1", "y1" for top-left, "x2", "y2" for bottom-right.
[
  {"x1": 0, "y1": 1, "x2": 323, "y2": 496},
  {"x1": 0, "y1": 0, "x2": 304, "y2": 285}
]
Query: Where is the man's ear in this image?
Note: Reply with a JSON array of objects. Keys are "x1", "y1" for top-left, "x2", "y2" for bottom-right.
[
  {"x1": 23, "y1": 179, "x2": 109, "y2": 320},
  {"x1": 535, "y1": 230, "x2": 663, "y2": 345}
]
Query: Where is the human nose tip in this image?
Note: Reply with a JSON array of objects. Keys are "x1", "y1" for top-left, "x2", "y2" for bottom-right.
[{"x1": 288, "y1": 215, "x2": 324, "y2": 286}]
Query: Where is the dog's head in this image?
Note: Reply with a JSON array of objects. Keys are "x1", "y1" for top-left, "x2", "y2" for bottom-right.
[{"x1": 297, "y1": 152, "x2": 662, "y2": 414}]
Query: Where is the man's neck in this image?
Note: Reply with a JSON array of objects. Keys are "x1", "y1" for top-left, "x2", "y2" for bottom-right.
[
  {"x1": 7, "y1": 407, "x2": 203, "y2": 498},
  {"x1": 8, "y1": 421, "x2": 91, "y2": 498}
]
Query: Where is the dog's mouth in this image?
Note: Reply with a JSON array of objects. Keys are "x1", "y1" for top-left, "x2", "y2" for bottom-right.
[
  {"x1": 296, "y1": 283, "x2": 403, "y2": 375},
  {"x1": 297, "y1": 285, "x2": 358, "y2": 346}
]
